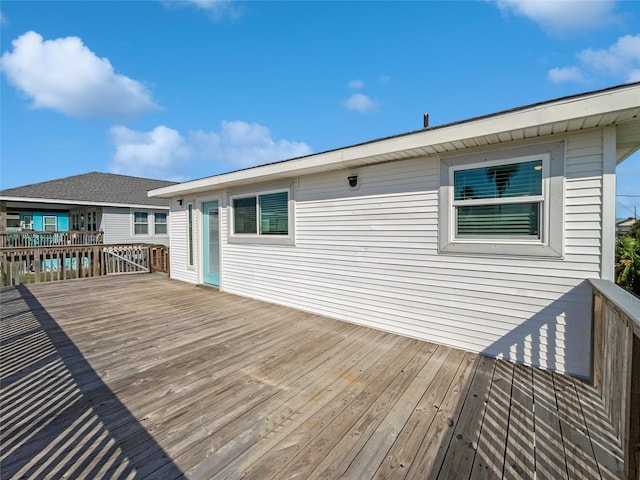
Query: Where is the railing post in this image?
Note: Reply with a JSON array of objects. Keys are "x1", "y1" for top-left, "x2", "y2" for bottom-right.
[
  {"x1": 590, "y1": 279, "x2": 640, "y2": 480},
  {"x1": 592, "y1": 290, "x2": 603, "y2": 392},
  {"x1": 33, "y1": 249, "x2": 41, "y2": 283},
  {"x1": 92, "y1": 247, "x2": 98, "y2": 277},
  {"x1": 631, "y1": 335, "x2": 640, "y2": 480},
  {"x1": 0, "y1": 254, "x2": 7, "y2": 287}
]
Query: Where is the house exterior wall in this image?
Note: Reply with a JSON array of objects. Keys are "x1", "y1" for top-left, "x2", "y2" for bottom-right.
[
  {"x1": 168, "y1": 131, "x2": 608, "y2": 377},
  {"x1": 102, "y1": 207, "x2": 170, "y2": 246}
]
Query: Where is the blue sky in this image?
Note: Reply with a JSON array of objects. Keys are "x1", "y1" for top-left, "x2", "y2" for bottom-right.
[{"x1": 1, "y1": 0, "x2": 639, "y2": 219}]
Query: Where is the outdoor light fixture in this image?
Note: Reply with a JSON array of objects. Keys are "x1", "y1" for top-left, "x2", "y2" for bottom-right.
[
  {"x1": 177, "y1": 199, "x2": 183, "y2": 206},
  {"x1": 348, "y1": 175, "x2": 358, "y2": 188}
]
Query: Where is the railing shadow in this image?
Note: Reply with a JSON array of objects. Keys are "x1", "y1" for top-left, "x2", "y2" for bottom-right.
[
  {"x1": 0, "y1": 284, "x2": 185, "y2": 479},
  {"x1": 424, "y1": 281, "x2": 625, "y2": 479}
]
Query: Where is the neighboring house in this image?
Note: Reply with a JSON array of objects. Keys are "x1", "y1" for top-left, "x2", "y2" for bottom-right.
[
  {"x1": 149, "y1": 82, "x2": 640, "y2": 378},
  {"x1": 1, "y1": 172, "x2": 177, "y2": 246},
  {"x1": 616, "y1": 217, "x2": 638, "y2": 237}
]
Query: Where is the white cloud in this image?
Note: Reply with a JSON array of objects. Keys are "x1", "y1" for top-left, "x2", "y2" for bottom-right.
[
  {"x1": 548, "y1": 66, "x2": 587, "y2": 84},
  {"x1": 109, "y1": 121, "x2": 313, "y2": 180},
  {"x1": 165, "y1": 0, "x2": 242, "y2": 20},
  {"x1": 110, "y1": 125, "x2": 192, "y2": 180},
  {"x1": 206, "y1": 120, "x2": 313, "y2": 168},
  {"x1": 628, "y1": 69, "x2": 640, "y2": 82},
  {"x1": 348, "y1": 79, "x2": 365, "y2": 89},
  {"x1": 494, "y1": 0, "x2": 619, "y2": 34},
  {"x1": 578, "y1": 34, "x2": 640, "y2": 80},
  {"x1": 549, "y1": 34, "x2": 640, "y2": 84},
  {"x1": 0, "y1": 31, "x2": 160, "y2": 120},
  {"x1": 345, "y1": 93, "x2": 376, "y2": 113}
]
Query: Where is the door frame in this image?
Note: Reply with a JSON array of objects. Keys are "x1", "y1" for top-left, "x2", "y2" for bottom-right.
[{"x1": 199, "y1": 196, "x2": 223, "y2": 287}]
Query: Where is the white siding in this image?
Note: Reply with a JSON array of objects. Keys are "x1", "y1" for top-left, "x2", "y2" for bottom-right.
[
  {"x1": 168, "y1": 201, "x2": 199, "y2": 284},
  {"x1": 173, "y1": 132, "x2": 607, "y2": 377},
  {"x1": 102, "y1": 207, "x2": 170, "y2": 246}
]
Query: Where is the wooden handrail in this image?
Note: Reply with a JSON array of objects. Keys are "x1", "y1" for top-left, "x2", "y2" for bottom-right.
[
  {"x1": 0, "y1": 243, "x2": 169, "y2": 286},
  {"x1": 590, "y1": 279, "x2": 640, "y2": 480},
  {"x1": 0, "y1": 230, "x2": 104, "y2": 248}
]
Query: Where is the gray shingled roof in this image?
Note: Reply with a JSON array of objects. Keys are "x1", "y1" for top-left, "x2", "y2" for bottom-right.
[{"x1": 0, "y1": 172, "x2": 177, "y2": 207}]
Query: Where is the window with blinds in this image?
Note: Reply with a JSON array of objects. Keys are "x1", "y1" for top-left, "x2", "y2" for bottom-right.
[
  {"x1": 133, "y1": 211, "x2": 149, "y2": 235},
  {"x1": 452, "y1": 158, "x2": 544, "y2": 240},
  {"x1": 233, "y1": 191, "x2": 289, "y2": 236},
  {"x1": 259, "y1": 192, "x2": 288, "y2": 235},
  {"x1": 155, "y1": 212, "x2": 168, "y2": 235}
]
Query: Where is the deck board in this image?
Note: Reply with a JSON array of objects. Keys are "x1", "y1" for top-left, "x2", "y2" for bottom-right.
[
  {"x1": 0, "y1": 274, "x2": 625, "y2": 479},
  {"x1": 502, "y1": 363, "x2": 535, "y2": 480},
  {"x1": 436, "y1": 355, "x2": 496, "y2": 479},
  {"x1": 469, "y1": 359, "x2": 514, "y2": 479}
]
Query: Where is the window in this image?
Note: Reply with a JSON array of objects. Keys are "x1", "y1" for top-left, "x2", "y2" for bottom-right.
[
  {"x1": 233, "y1": 191, "x2": 288, "y2": 235},
  {"x1": 439, "y1": 142, "x2": 564, "y2": 257},
  {"x1": 230, "y1": 187, "x2": 293, "y2": 245},
  {"x1": 234, "y1": 197, "x2": 257, "y2": 234},
  {"x1": 260, "y1": 191, "x2": 289, "y2": 235},
  {"x1": 7, "y1": 215, "x2": 20, "y2": 230},
  {"x1": 187, "y1": 203, "x2": 194, "y2": 267},
  {"x1": 155, "y1": 212, "x2": 168, "y2": 235},
  {"x1": 87, "y1": 210, "x2": 98, "y2": 231},
  {"x1": 452, "y1": 158, "x2": 544, "y2": 240},
  {"x1": 71, "y1": 209, "x2": 99, "y2": 231},
  {"x1": 22, "y1": 215, "x2": 33, "y2": 230},
  {"x1": 43, "y1": 216, "x2": 57, "y2": 232},
  {"x1": 70, "y1": 212, "x2": 80, "y2": 231},
  {"x1": 134, "y1": 211, "x2": 149, "y2": 235},
  {"x1": 71, "y1": 211, "x2": 86, "y2": 231}
]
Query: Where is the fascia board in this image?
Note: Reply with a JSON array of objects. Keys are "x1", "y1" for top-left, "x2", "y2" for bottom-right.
[
  {"x1": 0, "y1": 196, "x2": 170, "y2": 210},
  {"x1": 149, "y1": 85, "x2": 640, "y2": 199}
]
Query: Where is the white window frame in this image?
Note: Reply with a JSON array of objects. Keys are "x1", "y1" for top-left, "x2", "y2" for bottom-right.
[
  {"x1": 228, "y1": 184, "x2": 295, "y2": 245},
  {"x1": 154, "y1": 212, "x2": 168, "y2": 235},
  {"x1": 449, "y1": 154, "x2": 549, "y2": 244},
  {"x1": 187, "y1": 202, "x2": 195, "y2": 268},
  {"x1": 133, "y1": 211, "x2": 149, "y2": 235},
  {"x1": 439, "y1": 141, "x2": 565, "y2": 258},
  {"x1": 43, "y1": 216, "x2": 57, "y2": 232}
]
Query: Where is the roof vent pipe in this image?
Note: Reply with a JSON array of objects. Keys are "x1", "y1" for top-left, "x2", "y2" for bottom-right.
[{"x1": 423, "y1": 113, "x2": 429, "y2": 129}]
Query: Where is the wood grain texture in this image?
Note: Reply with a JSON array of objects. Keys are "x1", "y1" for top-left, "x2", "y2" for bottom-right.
[{"x1": 0, "y1": 274, "x2": 625, "y2": 479}]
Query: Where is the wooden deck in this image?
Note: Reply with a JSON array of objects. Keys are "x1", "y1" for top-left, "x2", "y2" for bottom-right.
[{"x1": 0, "y1": 274, "x2": 625, "y2": 479}]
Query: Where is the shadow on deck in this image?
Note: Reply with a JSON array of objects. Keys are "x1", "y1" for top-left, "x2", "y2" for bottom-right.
[
  {"x1": 0, "y1": 284, "x2": 184, "y2": 479},
  {"x1": 0, "y1": 275, "x2": 626, "y2": 479},
  {"x1": 426, "y1": 352, "x2": 624, "y2": 479}
]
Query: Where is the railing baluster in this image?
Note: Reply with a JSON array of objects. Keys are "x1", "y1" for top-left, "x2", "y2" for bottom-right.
[
  {"x1": 0, "y1": 243, "x2": 168, "y2": 284},
  {"x1": 0, "y1": 230, "x2": 104, "y2": 248}
]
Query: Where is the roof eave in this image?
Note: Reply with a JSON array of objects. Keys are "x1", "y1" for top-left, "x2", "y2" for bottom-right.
[
  {"x1": 149, "y1": 83, "x2": 640, "y2": 199},
  {"x1": 0, "y1": 196, "x2": 170, "y2": 210}
]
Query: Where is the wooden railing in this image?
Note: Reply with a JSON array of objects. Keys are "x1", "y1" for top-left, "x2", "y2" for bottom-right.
[
  {"x1": 150, "y1": 245, "x2": 170, "y2": 275},
  {"x1": 590, "y1": 279, "x2": 640, "y2": 480},
  {"x1": 0, "y1": 230, "x2": 104, "y2": 248},
  {"x1": 0, "y1": 244, "x2": 169, "y2": 286}
]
